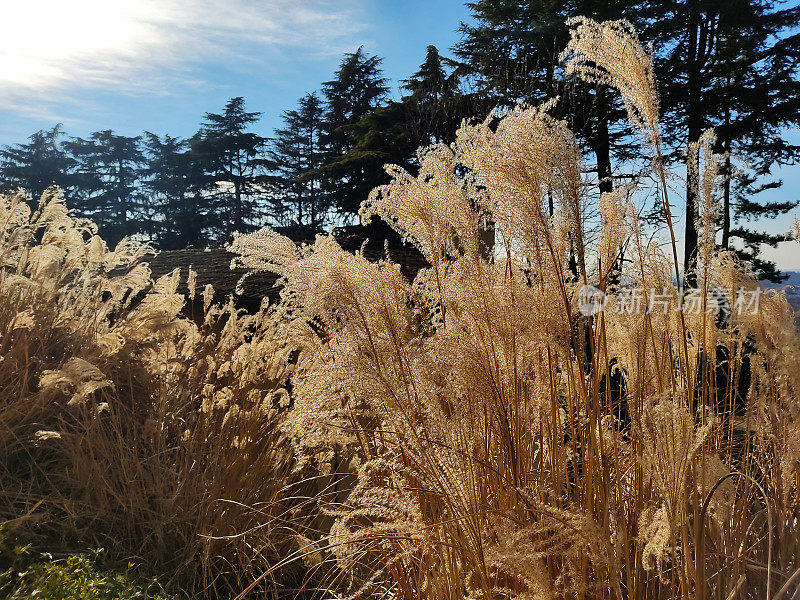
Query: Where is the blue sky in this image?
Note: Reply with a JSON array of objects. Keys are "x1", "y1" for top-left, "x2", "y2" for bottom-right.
[
  {"x1": 1, "y1": 0, "x2": 798, "y2": 270},
  {"x1": 0, "y1": 0, "x2": 473, "y2": 142}
]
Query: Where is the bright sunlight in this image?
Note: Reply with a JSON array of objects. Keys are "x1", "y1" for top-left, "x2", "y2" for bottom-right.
[{"x1": 0, "y1": 0, "x2": 164, "y2": 89}]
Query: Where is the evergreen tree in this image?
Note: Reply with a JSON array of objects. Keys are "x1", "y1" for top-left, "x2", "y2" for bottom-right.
[
  {"x1": 64, "y1": 130, "x2": 146, "y2": 244},
  {"x1": 456, "y1": 0, "x2": 565, "y2": 106},
  {"x1": 268, "y1": 93, "x2": 329, "y2": 238},
  {"x1": 402, "y1": 45, "x2": 463, "y2": 145},
  {"x1": 455, "y1": 0, "x2": 637, "y2": 197},
  {"x1": 642, "y1": 0, "x2": 800, "y2": 281},
  {"x1": 143, "y1": 133, "x2": 209, "y2": 249},
  {"x1": 317, "y1": 48, "x2": 389, "y2": 216},
  {"x1": 312, "y1": 47, "x2": 474, "y2": 226},
  {"x1": 331, "y1": 100, "x2": 419, "y2": 206},
  {"x1": 190, "y1": 97, "x2": 269, "y2": 240},
  {"x1": 404, "y1": 45, "x2": 449, "y2": 100},
  {"x1": 0, "y1": 125, "x2": 74, "y2": 200}
]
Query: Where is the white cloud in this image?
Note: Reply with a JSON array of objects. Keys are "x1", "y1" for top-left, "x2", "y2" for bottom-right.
[{"x1": 0, "y1": 0, "x2": 365, "y2": 96}]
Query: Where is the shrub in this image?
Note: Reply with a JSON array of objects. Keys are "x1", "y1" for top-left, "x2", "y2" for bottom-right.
[{"x1": 0, "y1": 544, "x2": 176, "y2": 600}]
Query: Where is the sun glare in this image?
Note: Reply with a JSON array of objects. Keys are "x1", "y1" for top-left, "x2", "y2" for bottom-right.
[{"x1": 0, "y1": 0, "x2": 154, "y2": 87}]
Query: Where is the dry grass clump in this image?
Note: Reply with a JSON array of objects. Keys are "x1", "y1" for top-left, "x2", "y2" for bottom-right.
[
  {"x1": 0, "y1": 189, "x2": 305, "y2": 597},
  {"x1": 232, "y1": 17, "x2": 800, "y2": 600}
]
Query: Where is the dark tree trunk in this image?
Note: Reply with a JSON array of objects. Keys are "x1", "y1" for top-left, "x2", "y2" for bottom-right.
[
  {"x1": 721, "y1": 74, "x2": 732, "y2": 249},
  {"x1": 233, "y1": 182, "x2": 243, "y2": 237},
  {"x1": 721, "y1": 151, "x2": 731, "y2": 250},
  {"x1": 685, "y1": 0, "x2": 702, "y2": 285},
  {"x1": 591, "y1": 90, "x2": 614, "y2": 196},
  {"x1": 118, "y1": 158, "x2": 128, "y2": 237}
]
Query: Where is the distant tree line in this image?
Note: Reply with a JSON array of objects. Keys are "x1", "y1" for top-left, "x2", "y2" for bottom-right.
[{"x1": 2, "y1": 0, "x2": 799, "y2": 280}]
